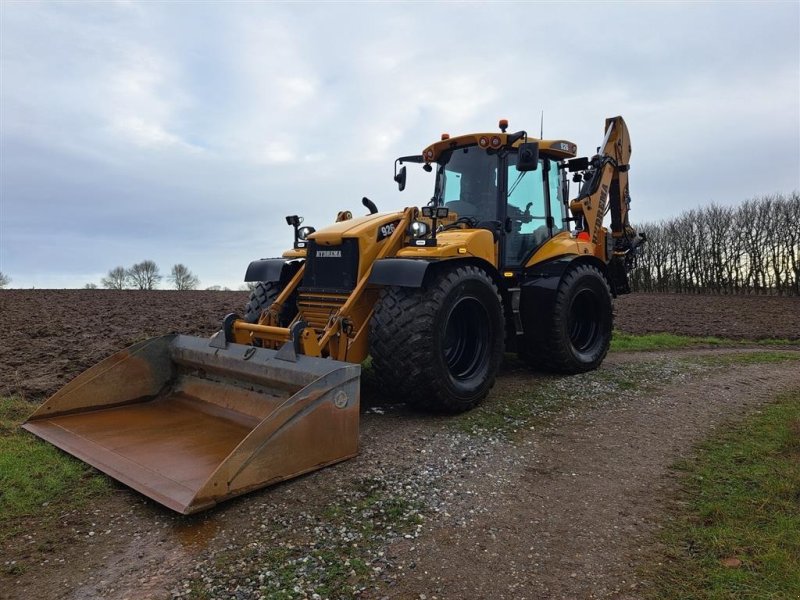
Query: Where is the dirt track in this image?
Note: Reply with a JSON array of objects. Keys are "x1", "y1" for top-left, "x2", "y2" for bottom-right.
[{"x1": 1, "y1": 290, "x2": 799, "y2": 599}]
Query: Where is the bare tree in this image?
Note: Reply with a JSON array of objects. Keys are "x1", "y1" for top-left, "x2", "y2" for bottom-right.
[
  {"x1": 84, "y1": 283, "x2": 98, "y2": 289},
  {"x1": 169, "y1": 264, "x2": 200, "y2": 290},
  {"x1": 127, "y1": 260, "x2": 162, "y2": 290},
  {"x1": 0, "y1": 272, "x2": 10, "y2": 288},
  {"x1": 101, "y1": 266, "x2": 128, "y2": 290},
  {"x1": 630, "y1": 193, "x2": 798, "y2": 296}
]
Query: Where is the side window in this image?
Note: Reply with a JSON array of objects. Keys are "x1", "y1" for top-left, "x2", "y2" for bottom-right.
[
  {"x1": 443, "y1": 170, "x2": 461, "y2": 202},
  {"x1": 507, "y1": 165, "x2": 547, "y2": 233},
  {"x1": 505, "y1": 155, "x2": 548, "y2": 266},
  {"x1": 547, "y1": 160, "x2": 564, "y2": 234}
]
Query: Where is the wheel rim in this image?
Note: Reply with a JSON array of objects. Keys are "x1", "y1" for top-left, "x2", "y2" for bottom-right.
[
  {"x1": 442, "y1": 296, "x2": 489, "y2": 380},
  {"x1": 568, "y1": 289, "x2": 600, "y2": 353}
]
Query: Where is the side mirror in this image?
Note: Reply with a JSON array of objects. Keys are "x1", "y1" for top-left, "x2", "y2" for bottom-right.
[
  {"x1": 394, "y1": 165, "x2": 407, "y2": 191},
  {"x1": 516, "y1": 142, "x2": 539, "y2": 172}
]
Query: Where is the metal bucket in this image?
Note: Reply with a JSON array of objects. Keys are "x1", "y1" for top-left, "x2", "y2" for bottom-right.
[{"x1": 22, "y1": 335, "x2": 360, "y2": 514}]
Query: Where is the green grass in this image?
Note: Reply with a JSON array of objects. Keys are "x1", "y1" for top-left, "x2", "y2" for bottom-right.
[
  {"x1": 611, "y1": 332, "x2": 794, "y2": 352},
  {"x1": 0, "y1": 396, "x2": 110, "y2": 540},
  {"x1": 646, "y1": 389, "x2": 800, "y2": 599}
]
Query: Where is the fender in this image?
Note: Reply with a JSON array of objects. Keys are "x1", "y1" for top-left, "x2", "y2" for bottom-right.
[
  {"x1": 368, "y1": 258, "x2": 440, "y2": 288},
  {"x1": 244, "y1": 258, "x2": 303, "y2": 283},
  {"x1": 520, "y1": 255, "x2": 607, "y2": 341}
]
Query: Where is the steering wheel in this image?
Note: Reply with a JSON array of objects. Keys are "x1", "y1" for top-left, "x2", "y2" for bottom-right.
[
  {"x1": 508, "y1": 202, "x2": 534, "y2": 223},
  {"x1": 440, "y1": 215, "x2": 479, "y2": 231}
]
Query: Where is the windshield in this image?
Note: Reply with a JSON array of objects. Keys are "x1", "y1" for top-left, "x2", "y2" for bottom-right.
[{"x1": 434, "y1": 145, "x2": 499, "y2": 222}]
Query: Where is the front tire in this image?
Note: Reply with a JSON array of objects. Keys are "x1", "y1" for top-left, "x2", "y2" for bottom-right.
[
  {"x1": 369, "y1": 264, "x2": 504, "y2": 413},
  {"x1": 521, "y1": 263, "x2": 612, "y2": 373},
  {"x1": 243, "y1": 281, "x2": 297, "y2": 325}
]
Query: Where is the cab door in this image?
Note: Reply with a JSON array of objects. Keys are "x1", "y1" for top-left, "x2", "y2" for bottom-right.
[{"x1": 503, "y1": 156, "x2": 564, "y2": 268}]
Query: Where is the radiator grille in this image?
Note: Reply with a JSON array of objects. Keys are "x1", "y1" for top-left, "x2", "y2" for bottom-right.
[
  {"x1": 297, "y1": 293, "x2": 349, "y2": 331},
  {"x1": 302, "y1": 239, "x2": 359, "y2": 293}
]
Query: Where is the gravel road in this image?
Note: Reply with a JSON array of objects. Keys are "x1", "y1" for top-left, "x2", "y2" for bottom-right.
[{"x1": 3, "y1": 347, "x2": 799, "y2": 600}]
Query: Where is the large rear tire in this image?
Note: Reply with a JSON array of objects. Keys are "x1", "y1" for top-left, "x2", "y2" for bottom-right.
[
  {"x1": 369, "y1": 264, "x2": 504, "y2": 413},
  {"x1": 243, "y1": 282, "x2": 297, "y2": 325},
  {"x1": 521, "y1": 263, "x2": 612, "y2": 373}
]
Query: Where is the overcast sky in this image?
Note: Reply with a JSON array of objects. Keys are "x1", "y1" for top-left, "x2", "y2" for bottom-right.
[{"x1": 1, "y1": 1, "x2": 798, "y2": 289}]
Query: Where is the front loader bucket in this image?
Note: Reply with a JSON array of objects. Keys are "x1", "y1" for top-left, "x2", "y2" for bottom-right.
[{"x1": 22, "y1": 335, "x2": 360, "y2": 514}]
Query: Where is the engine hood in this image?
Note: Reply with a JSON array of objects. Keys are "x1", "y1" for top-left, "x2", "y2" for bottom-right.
[{"x1": 309, "y1": 211, "x2": 404, "y2": 246}]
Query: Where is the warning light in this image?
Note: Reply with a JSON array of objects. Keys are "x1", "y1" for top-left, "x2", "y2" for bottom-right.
[
  {"x1": 499, "y1": 119, "x2": 508, "y2": 132},
  {"x1": 441, "y1": 133, "x2": 450, "y2": 140}
]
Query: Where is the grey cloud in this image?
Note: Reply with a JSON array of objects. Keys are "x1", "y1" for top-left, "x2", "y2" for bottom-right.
[{"x1": 1, "y1": 2, "x2": 797, "y2": 288}]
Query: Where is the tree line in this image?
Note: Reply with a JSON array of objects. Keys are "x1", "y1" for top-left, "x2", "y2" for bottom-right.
[
  {"x1": 629, "y1": 193, "x2": 799, "y2": 295},
  {"x1": 100, "y1": 261, "x2": 200, "y2": 290}
]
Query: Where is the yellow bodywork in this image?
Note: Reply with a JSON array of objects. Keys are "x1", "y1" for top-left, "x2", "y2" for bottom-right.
[
  {"x1": 235, "y1": 116, "x2": 634, "y2": 365},
  {"x1": 397, "y1": 228, "x2": 497, "y2": 265}
]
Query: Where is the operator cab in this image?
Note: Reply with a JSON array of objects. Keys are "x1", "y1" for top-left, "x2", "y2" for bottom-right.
[{"x1": 433, "y1": 141, "x2": 569, "y2": 268}]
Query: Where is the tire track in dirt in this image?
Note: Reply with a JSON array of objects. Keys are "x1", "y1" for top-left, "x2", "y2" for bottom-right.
[{"x1": 378, "y1": 352, "x2": 800, "y2": 599}]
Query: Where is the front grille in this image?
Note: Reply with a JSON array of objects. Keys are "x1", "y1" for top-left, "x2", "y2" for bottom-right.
[
  {"x1": 302, "y1": 239, "x2": 359, "y2": 293},
  {"x1": 297, "y1": 293, "x2": 349, "y2": 331}
]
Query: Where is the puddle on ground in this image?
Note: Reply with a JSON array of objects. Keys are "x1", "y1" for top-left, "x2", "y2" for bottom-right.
[{"x1": 172, "y1": 518, "x2": 220, "y2": 548}]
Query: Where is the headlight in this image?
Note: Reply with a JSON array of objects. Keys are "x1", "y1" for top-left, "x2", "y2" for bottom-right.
[
  {"x1": 408, "y1": 221, "x2": 429, "y2": 238},
  {"x1": 297, "y1": 226, "x2": 315, "y2": 240}
]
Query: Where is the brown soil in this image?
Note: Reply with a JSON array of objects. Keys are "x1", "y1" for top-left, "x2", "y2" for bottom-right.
[
  {"x1": 1, "y1": 290, "x2": 796, "y2": 402},
  {"x1": 0, "y1": 289, "x2": 248, "y2": 401},
  {"x1": 613, "y1": 292, "x2": 799, "y2": 340},
  {"x1": 1, "y1": 290, "x2": 799, "y2": 599}
]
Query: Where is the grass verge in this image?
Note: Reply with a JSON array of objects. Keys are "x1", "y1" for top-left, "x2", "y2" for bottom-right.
[
  {"x1": 611, "y1": 332, "x2": 794, "y2": 352},
  {"x1": 646, "y1": 389, "x2": 800, "y2": 599},
  {"x1": 0, "y1": 396, "x2": 110, "y2": 542}
]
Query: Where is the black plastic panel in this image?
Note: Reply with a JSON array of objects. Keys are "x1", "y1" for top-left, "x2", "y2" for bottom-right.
[{"x1": 302, "y1": 239, "x2": 359, "y2": 293}]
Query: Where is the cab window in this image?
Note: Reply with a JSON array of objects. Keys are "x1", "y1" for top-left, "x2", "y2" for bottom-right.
[
  {"x1": 505, "y1": 154, "x2": 549, "y2": 265},
  {"x1": 547, "y1": 159, "x2": 565, "y2": 235},
  {"x1": 436, "y1": 145, "x2": 499, "y2": 223}
]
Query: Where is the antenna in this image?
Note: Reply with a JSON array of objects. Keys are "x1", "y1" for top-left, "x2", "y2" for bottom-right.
[{"x1": 540, "y1": 110, "x2": 544, "y2": 139}]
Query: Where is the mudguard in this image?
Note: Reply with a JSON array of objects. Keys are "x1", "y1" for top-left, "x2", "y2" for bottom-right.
[
  {"x1": 520, "y1": 255, "x2": 605, "y2": 341},
  {"x1": 244, "y1": 258, "x2": 303, "y2": 283},
  {"x1": 368, "y1": 258, "x2": 440, "y2": 288}
]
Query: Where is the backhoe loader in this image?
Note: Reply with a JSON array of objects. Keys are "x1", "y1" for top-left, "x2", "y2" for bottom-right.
[{"x1": 24, "y1": 116, "x2": 644, "y2": 514}]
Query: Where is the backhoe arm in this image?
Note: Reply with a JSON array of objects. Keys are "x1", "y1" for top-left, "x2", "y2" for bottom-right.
[{"x1": 568, "y1": 116, "x2": 645, "y2": 293}]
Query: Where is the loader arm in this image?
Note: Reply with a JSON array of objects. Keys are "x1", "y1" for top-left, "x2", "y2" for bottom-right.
[{"x1": 231, "y1": 206, "x2": 417, "y2": 360}]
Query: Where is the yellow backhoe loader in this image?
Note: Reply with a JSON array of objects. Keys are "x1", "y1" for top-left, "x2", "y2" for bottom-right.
[{"x1": 24, "y1": 116, "x2": 644, "y2": 514}]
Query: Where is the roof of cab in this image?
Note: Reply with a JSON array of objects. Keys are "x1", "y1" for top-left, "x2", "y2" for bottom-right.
[{"x1": 421, "y1": 133, "x2": 578, "y2": 163}]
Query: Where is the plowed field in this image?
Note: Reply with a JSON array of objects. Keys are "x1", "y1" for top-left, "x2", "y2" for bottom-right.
[{"x1": 0, "y1": 289, "x2": 797, "y2": 401}]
